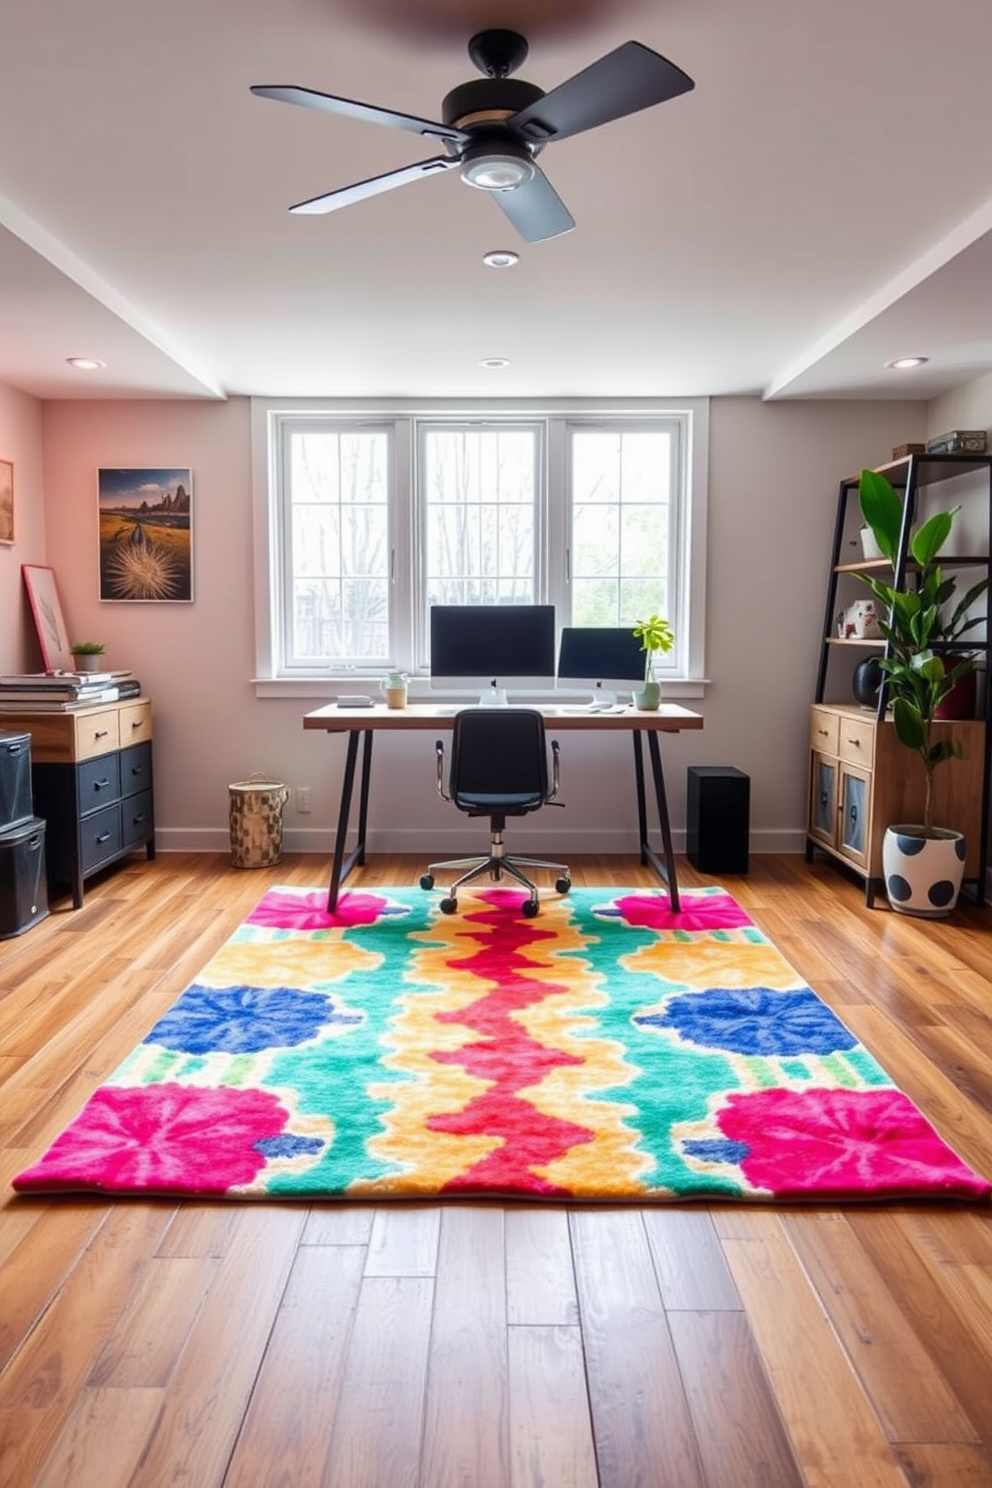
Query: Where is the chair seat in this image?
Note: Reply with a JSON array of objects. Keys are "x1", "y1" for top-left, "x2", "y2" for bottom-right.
[{"x1": 454, "y1": 790, "x2": 544, "y2": 812}]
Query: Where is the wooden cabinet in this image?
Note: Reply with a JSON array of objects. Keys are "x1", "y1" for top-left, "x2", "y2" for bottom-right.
[
  {"x1": 807, "y1": 452, "x2": 991, "y2": 906},
  {"x1": 0, "y1": 698, "x2": 155, "y2": 908}
]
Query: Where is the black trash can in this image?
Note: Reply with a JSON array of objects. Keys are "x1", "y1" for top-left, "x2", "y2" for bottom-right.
[{"x1": 0, "y1": 817, "x2": 49, "y2": 938}]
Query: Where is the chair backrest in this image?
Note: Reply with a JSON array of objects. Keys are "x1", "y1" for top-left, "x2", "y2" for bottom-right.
[{"x1": 449, "y1": 708, "x2": 549, "y2": 804}]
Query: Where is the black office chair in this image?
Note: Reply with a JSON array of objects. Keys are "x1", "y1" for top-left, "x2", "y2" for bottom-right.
[{"x1": 420, "y1": 708, "x2": 571, "y2": 918}]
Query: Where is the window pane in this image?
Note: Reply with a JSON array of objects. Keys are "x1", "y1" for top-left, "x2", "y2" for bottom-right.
[{"x1": 569, "y1": 426, "x2": 676, "y2": 651}]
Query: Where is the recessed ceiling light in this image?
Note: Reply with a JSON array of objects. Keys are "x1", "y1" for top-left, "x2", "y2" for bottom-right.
[
  {"x1": 66, "y1": 357, "x2": 106, "y2": 370},
  {"x1": 885, "y1": 356, "x2": 929, "y2": 370},
  {"x1": 483, "y1": 250, "x2": 520, "y2": 269},
  {"x1": 479, "y1": 357, "x2": 511, "y2": 369}
]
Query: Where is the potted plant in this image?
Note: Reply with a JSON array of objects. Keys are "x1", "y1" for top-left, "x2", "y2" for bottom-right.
[
  {"x1": 631, "y1": 614, "x2": 675, "y2": 711},
  {"x1": 70, "y1": 641, "x2": 106, "y2": 674},
  {"x1": 856, "y1": 467, "x2": 988, "y2": 915}
]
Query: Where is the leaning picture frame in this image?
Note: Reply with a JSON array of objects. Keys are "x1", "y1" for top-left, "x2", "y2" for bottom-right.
[
  {"x1": 97, "y1": 467, "x2": 193, "y2": 602},
  {"x1": 0, "y1": 458, "x2": 13, "y2": 545},
  {"x1": 22, "y1": 564, "x2": 74, "y2": 671}
]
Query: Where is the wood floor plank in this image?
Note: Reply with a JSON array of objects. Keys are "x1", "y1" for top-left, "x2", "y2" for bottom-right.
[
  {"x1": 642, "y1": 1208, "x2": 742, "y2": 1311},
  {"x1": 87, "y1": 1254, "x2": 220, "y2": 1387},
  {"x1": 783, "y1": 1210, "x2": 979, "y2": 1444},
  {"x1": 720, "y1": 1217, "x2": 919, "y2": 1488},
  {"x1": 365, "y1": 1202, "x2": 440, "y2": 1276},
  {"x1": 570, "y1": 1207, "x2": 706, "y2": 1488},
  {"x1": 0, "y1": 1202, "x2": 111, "y2": 1372},
  {"x1": 321, "y1": 1275, "x2": 434, "y2": 1488},
  {"x1": 127, "y1": 1206, "x2": 306, "y2": 1488},
  {"x1": 893, "y1": 1442, "x2": 992, "y2": 1486},
  {"x1": 301, "y1": 1204, "x2": 375, "y2": 1246},
  {"x1": 667, "y1": 1309, "x2": 805, "y2": 1488},
  {"x1": 505, "y1": 1206, "x2": 579, "y2": 1325},
  {"x1": 28, "y1": 1385, "x2": 166, "y2": 1488},
  {"x1": 420, "y1": 1205, "x2": 509, "y2": 1488},
  {"x1": 224, "y1": 1242, "x2": 365, "y2": 1488},
  {"x1": 508, "y1": 1325, "x2": 598, "y2": 1488}
]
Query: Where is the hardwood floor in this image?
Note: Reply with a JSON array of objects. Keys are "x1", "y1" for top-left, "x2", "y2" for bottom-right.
[{"x1": 1, "y1": 850, "x2": 991, "y2": 1487}]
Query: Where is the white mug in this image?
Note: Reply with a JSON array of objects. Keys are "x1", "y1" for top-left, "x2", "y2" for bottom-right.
[{"x1": 380, "y1": 673, "x2": 408, "y2": 710}]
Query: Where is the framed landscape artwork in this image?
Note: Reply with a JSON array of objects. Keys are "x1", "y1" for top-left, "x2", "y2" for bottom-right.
[
  {"x1": 22, "y1": 564, "x2": 74, "y2": 671},
  {"x1": 0, "y1": 459, "x2": 13, "y2": 545},
  {"x1": 98, "y1": 467, "x2": 193, "y2": 601}
]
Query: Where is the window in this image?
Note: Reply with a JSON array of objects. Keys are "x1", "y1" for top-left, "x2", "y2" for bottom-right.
[{"x1": 252, "y1": 399, "x2": 708, "y2": 691}]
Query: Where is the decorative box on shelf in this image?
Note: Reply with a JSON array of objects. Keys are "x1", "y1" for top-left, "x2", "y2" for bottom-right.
[
  {"x1": 891, "y1": 442, "x2": 926, "y2": 459},
  {"x1": 926, "y1": 430, "x2": 988, "y2": 455}
]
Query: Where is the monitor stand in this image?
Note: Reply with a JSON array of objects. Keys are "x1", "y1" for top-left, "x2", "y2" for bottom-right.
[
  {"x1": 589, "y1": 681, "x2": 618, "y2": 710},
  {"x1": 480, "y1": 680, "x2": 509, "y2": 707}
]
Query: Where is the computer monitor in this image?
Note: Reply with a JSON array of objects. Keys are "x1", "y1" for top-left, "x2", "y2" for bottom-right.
[
  {"x1": 557, "y1": 626, "x2": 646, "y2": 706},
  {"x1": 429, "y1": 604, "x2": 557, "y2": 705}
]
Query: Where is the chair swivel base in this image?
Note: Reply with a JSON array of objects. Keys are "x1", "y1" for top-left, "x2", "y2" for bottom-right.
[{"x1": 421, "y1": 839, "x2": 570, "y2": 918}]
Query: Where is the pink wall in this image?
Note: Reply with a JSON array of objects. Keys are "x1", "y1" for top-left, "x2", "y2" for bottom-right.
[{"x1": 0, "y1": 382, "x2": 46, "y2": 675}]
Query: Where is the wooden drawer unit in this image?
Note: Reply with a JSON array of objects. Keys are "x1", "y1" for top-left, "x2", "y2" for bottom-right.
[
  {"x1": 806, "y1": 702, "x2": 985, "y2": 903},
  {"x1": 0, "y1": 698, "x2": 155, "y2": 908}
]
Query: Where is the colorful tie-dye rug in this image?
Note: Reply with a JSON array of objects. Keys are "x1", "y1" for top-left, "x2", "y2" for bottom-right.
[{"x1": 13, "y1": 885, "x2": 990, "y2": 1202}]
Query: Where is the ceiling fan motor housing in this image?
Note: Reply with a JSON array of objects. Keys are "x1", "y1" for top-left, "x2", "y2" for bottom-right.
[{"x1": 441, "y1": 78, "x2": 545, "y2": 132}]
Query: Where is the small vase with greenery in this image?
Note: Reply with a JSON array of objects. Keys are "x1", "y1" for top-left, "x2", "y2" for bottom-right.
[
  {"x1": 632, "y1": 614, "x2": 675, "y2": 710},
  {"x1": 70, "y1": 641, "x2": 106, "y2": 673}
]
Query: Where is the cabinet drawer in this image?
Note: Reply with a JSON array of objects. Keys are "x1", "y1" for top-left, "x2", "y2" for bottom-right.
[
  {"x1": 75, "y1": 708, "x2": 121, "y2": 760},
  {"x1": 120, "y1": 701, "x2": 152, "y2": 747},
  {"x1": 78, "y1": 753, "x2": 122, "y2": 814},
  {"x1": 120, "y1": 741, "x2": 153, "y2": 798},
  {"x1": 122, "y1": 789, "x2": 154, "y2": 849},
  {"x1": 810, "y1": 708, "x2": 840, "y2": 755},
  {"x1": 837, "y1": 716, "x2": 875, "y2": 768},
  {"x1": 80, "y1": 803, "x2": 123, "y2": 872}
]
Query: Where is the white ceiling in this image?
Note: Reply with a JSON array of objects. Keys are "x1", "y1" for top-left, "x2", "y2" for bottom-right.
[{"x1": 2, "y1": 0, "x2": 992, "y2": 404}]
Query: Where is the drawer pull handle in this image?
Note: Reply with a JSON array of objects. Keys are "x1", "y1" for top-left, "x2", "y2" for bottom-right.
[
  {"x1": 846, "y1": 736, "x2": 860, "y2": 746},
  {"x1": 131, "y1": 721, "x2": 143, "y2": 730},
  {"x1": 94, "y1": 729, "x2": 110, "y2": 740},
  {"x1": 95, "y1": 831, "x2": 112, "y2": 844},
  {"x1": 93, "y1": 779, "x2": 111, "y2": 791},
  {"x1": 132, "y1": 813, "x2": 147, "y2": 824}
]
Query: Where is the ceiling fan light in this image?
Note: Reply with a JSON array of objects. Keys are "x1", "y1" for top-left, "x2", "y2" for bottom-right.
[{"x1": 461, "y1": 151, "x2": 535, "y2": 192}]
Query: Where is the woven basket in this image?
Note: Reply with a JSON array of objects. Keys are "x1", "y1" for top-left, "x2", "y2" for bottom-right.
[{"x1": 228, "y1": 774, "x2": 289, "y2": 868}]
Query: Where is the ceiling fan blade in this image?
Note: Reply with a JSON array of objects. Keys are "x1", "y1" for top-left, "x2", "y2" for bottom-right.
[
  {"x1": 289, "y1": 155, "x2": 459, "y2": 214},
  {"x1": 251, "y1": 85, "x2": 468, "y2": 144},
  {"x1": 491, "y1": 166, "x2": 575, "y2": 243},
  {"x1": 508, "y1": 41, "x2": 694, "y2": 144}
]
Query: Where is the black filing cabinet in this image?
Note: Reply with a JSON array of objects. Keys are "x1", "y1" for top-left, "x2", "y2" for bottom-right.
[{"x1": 0, "y1": 729, "x2": 49, "y2": 938}]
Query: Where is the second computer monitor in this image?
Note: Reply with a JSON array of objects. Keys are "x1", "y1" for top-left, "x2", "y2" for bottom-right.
[{"x1": 557, "y1": 626, "x2": 646, "y2": 702}]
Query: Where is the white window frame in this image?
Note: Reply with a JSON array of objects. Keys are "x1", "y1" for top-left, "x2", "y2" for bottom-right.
[{"x1": 251, "y1": 397, "x2": 709, "y2": 699}]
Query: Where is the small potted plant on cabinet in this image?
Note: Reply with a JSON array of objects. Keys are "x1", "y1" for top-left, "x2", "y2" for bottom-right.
[
  {"x1": 856, "y1": 467, "x2": 988, "y2": 915},
  {"x1": 69, "y1": 641, "x2": 106, "y2": 674},
  {"x1": 632, "y1": 614, "x2": 675, "y2": 711}
]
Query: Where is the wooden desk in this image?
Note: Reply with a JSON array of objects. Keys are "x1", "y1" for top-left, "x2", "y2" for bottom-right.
[{"x1": 304, "y1": 702, "x2": 703, "y2": 913}]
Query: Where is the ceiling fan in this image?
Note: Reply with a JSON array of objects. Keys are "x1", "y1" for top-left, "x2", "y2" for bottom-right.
[{"x1": 251, "y1": 29, "x2": 694, "y2": 243}]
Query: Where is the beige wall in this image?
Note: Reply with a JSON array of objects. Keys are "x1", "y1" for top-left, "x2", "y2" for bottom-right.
[{"x1": 16, "y1": 392, "x2": 926, "y2": 857}]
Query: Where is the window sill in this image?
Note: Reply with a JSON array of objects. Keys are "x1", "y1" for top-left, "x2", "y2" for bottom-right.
[{"x1": 253, "y1": 677, "x2": 709, "y2": 702}]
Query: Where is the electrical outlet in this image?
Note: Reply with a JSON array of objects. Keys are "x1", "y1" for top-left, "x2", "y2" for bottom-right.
[{"x1": 296, "y1": 786, "x2": 311, "y2": 813}]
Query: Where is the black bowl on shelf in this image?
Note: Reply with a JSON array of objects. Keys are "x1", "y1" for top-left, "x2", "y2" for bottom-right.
[{"x1": 852, "y1": 657, "x2": 884, "y2": 709}]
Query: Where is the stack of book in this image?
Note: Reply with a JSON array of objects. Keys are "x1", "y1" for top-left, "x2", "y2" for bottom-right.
[{"x1": 0, "y1": 672, "x2": 143, "y2": 711}]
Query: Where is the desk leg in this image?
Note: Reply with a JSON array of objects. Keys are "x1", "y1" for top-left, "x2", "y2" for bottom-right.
[
  {"x1": 327, "y1": 729, "x2": 374, "y2": 914},
  {"x1": 632, "y1": 731, "x2": 681, "y2": 912}
]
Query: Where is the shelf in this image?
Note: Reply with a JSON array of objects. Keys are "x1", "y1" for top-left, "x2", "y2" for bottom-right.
[{"x1": 841, "y1": 452, "x2": 992, "y2": 490}]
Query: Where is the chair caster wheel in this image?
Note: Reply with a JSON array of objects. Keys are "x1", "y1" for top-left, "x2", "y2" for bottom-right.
[
  {"x1": 522, "y1": 900, "x2": 539, "y2": 918},
  {"x1": 420, "y1": 874, "x2": 435, "y2": 890},
  {"x1": 555, "y1": 877, "x2": 571, "y2": 894},
  {"x1": 440, "y1": 897, "x2": 457, "y2": 914}
]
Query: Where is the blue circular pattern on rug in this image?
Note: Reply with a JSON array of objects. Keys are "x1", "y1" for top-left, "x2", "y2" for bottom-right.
[
  {"x1": 145, "y1": 983, "x2": 360, "y2": 1054},
  {"x1": 635, "y1": 986, "x2": 857, "y2": 1056}
]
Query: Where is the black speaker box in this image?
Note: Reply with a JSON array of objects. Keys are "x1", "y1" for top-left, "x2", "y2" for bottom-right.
[
  {"x1": 686, "y1": 766, "x2": 750, "y2": 874},
  {"x1": 0, "y1": 729, "x2": 34, "y2": 833}
]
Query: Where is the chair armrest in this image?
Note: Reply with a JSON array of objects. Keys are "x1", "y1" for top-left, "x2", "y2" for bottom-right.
[
  {"x1": 434, "y1": 738, "x2": 451, "y2": 802},
  {"x1": 547, "y1": 738, "x2": 561, "y2": 802}
]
